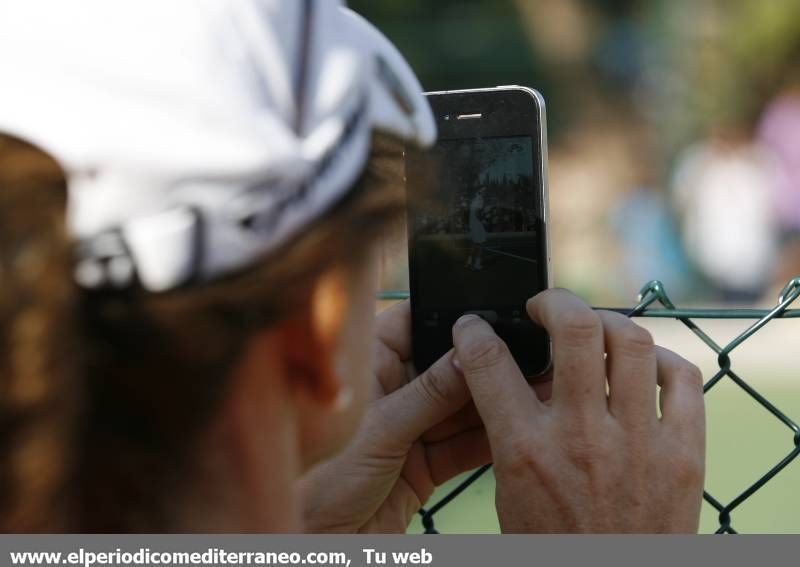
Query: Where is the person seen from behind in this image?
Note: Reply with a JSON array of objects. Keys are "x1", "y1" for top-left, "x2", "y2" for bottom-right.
[{"x1": 0, "y1": 0, "x2": 705, "y2": 533}]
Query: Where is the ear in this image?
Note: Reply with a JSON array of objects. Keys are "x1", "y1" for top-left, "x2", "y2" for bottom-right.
[{"x1": 277, "y1": 268, "x2": 349, "y2": 407}]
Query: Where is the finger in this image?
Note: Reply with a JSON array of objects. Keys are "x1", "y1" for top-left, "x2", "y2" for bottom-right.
[
  {"x1": 597, "y1": 310, "x2": 658, "y2": 426},
  {"x1": 452, "y1": 314, "x2": 541, "y2": 443},
  {"x1": 373, "y1": 348, "x2": 470, "y2": 447},
  {"x1": 423, "y1": 402, "x2": 483, "y2": 443},
  {"x1": 425, "y1": 427, "x2": 492, "y2": 485},
  {"x1": 424, "y1": 373, "x2": 554, "y2": 443},
  {"x1": 374, "y1": 339, "x2": 411, "y2": 396},
  {"x1": 656, "y1": 346, "x2": 705, "y2": 439},
  {"x1": 527, "y1": 289, "x2": 607, "y2": 415},
  {"x1": 375, "y1": 300, "x2": 412, "y2": 361}
]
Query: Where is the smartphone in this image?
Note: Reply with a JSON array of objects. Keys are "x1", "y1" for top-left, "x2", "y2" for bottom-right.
[{"x1": 405, "y1": 86, "x2": 551, "y2": 378}]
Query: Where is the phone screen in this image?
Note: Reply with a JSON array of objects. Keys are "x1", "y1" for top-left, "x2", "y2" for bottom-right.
[
  {"x1": 406, "y1": 91, "x2": 550, "y2": 378},
  {"x1": 410, "y1": 135, "x2": 543, "y2": 314}
]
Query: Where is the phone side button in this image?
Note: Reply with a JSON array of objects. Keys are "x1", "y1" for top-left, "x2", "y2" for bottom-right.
[{"x1": 463, "y1": 310, "x2": 498, "y2": 324}]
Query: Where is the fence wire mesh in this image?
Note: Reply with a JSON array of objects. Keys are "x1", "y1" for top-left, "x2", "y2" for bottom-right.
[{"x1": 377, "y1": 276, "x2": 800, "y2": 534}]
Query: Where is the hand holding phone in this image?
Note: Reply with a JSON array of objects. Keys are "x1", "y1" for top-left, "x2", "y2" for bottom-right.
[
  {"x1": 452, "y1": 289, "x2": 705, "y2": 533},
  {"x1": 405, "y1": 86, "x2": 551, "y2": 377}
]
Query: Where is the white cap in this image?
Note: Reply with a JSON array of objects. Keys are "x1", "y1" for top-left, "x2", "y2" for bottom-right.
[{"x1": 0, "y1": 0, "x2": 435, "y2": 291}]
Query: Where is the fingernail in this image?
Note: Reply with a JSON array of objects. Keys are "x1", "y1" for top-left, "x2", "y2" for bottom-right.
[
  {"x1": 456, "y1": 314, "x2": 480, "y2": 326},
  {"x1": 451, "y1": 353, "x2": 462, "y2": 372}
]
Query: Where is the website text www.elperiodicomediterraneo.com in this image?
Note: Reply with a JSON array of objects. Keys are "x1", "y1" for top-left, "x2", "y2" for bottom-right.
[{"x1": 8, "y1": 547, "x2": 435, "y2": 567}]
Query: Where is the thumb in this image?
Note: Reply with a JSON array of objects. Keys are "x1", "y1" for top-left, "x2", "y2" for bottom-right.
[
  {"x1": 374, "y1": 349, "x2": 471, "y2": 447},
  {"x1": 452, "y1": 314, "x2": 541, "y2": 443}
]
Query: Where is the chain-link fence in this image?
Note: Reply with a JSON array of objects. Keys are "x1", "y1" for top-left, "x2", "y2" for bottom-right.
[{"x1": 378, "y1": 276, "x2": 800, "y2": 534}]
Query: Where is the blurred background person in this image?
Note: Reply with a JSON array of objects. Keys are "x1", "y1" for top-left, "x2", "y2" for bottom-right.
[
  {"x1": 466, "y1": 187, "x2": 488, "y2": 271},
  {"x1": 610, "y1": 124, "x2": 691, "y2": 301},
  {"x1": 757, "y1": 68, "x2": 800, "y2": 293},
  {"x1": 671, "y1": 125, "x2": 779, "y2": 303}
]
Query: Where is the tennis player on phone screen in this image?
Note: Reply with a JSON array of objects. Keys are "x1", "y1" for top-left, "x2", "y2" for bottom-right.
[{"x1": 466, "y1": 187, "x2": 488, "y2": 271}]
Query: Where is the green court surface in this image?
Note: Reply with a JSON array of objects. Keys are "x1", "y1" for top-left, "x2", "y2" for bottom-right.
[{"x1": 408, "y1": 380, "x2": 800, "y2": 534}]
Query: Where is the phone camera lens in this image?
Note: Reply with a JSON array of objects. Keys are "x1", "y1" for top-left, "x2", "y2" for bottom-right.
[{"x1": 444, "y1": 114, "x2": 451, "y2": 121}]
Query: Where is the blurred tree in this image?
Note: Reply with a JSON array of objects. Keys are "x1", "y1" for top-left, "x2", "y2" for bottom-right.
[
  {"x1": 349, "y1": 0, "x2": 545, "y2": 91},
  {"x1": 349, "y1": 0, "x2": 562, "y2": 130},
  {"x1": 642, "y1": 0, "x2": 800, "y2": 158}
]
